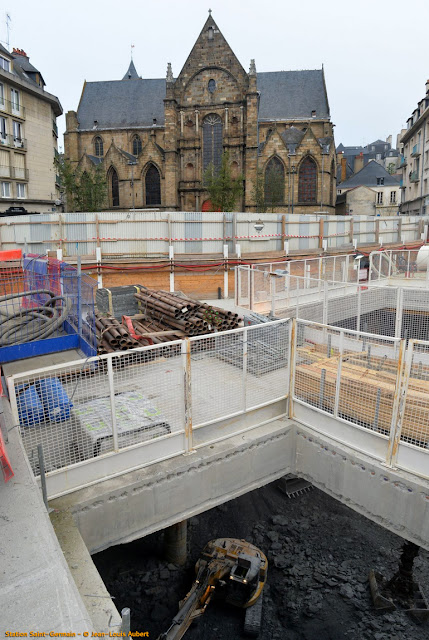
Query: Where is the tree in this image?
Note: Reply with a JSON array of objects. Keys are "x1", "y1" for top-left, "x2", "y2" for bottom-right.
[
  {"x1": 203, "y1": 151, "x2": 244, "y2": 212},
  {"x1": 251, "y1": 170, "x2": 267, "y2": 213},
  {"x1": 54, "y1": 157, "x2": 107, "y2": 212},
  {"x1": 387, "y1": 162, "x2": 396, "y2": 175},
  {"x1": 264, "y1": 160, "x2": 285, "y2": 212}
]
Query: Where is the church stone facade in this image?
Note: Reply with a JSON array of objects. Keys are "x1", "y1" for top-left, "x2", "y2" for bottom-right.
[{"x1": 64, "y1": 15, "x2": 336, "y2": 214}]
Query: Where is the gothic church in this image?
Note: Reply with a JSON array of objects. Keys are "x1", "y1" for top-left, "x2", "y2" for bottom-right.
[{"x1": 64, "y1": 14, "x2": 336, "y2": 213}]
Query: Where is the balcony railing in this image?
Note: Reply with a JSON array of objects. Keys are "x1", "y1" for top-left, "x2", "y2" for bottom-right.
[
  {"x1": 410, "y1": 171, "x2": 420, "y2": 182},
  {"x1": 411, "y1": 144, "x2": 420, "y2": 157},
  {"x1": 0, "y1": 98, "x2": 25, "y2": 118},
  {"x1": 0, "y1": 134, "x2": 27, "y2": 150},
  {"x1": 11, "y1": 167, "x2": 29, "y2": 180},
  {"x1": 0, "y1": 164, "x2": 10, "y2": 177},
  {"x1": 399, "y1": 156, "x2": 407, "y2": 167}
]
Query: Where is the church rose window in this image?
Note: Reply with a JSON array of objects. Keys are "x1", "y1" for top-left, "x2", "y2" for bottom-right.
[
  {"x1": 203, "y1": 114, "x2": 223, "y2": 173},
  {"x1": 133, "y1": 135, "x2": 142, "y2": 156},
  {"x1": 145, "y1": 164, "x2": 161, "y2": 205},
  {"x1": 110, "y1": 168, "x2": 119, "y2": 207},
  {"x1": 94, "y1": 136, "x2": 104, "y2": 157},
  {"x1": 298, "y1": 156, "x2": 317, "y2": 203}
]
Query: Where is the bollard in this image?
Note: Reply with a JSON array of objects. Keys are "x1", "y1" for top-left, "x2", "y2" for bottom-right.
[{"x1": 121, "y1": 608, "x2": 131, "y2": 635}]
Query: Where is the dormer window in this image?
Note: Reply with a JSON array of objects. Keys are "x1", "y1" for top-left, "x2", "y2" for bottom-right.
[
  {"x1": 376, "y1": 177, "x2": 384, "y2": 186},
  {"x1": 0, "y1": 57, "x2": 10, "y2": 72}
]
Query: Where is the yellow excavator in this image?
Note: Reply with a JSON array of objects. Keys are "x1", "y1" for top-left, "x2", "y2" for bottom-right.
[{"x1": 157, "y1": 538, "x2": 268, "y2": 640}]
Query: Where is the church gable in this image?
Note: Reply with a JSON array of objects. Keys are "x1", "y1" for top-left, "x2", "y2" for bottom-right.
[{"x1": 174, "y1": 14, "x2": 248, "y2": 103}]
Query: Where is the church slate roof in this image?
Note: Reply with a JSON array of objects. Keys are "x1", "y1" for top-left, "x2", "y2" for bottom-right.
[
  {"x1": 86, "y1": 154, "x2": 103, "y2": 165},
  {"x1": 122, "y1": 60, "x2": 139, "y2": 80},
  {"x1": 257, "y1": 70, "x2": 330, "y2": 120},
  {"x1": 77, "y1": 79, "x2": 166, "y2": 129},
  {"x1": 77, "y1": 69, "x2": 330, "y2": 130}
]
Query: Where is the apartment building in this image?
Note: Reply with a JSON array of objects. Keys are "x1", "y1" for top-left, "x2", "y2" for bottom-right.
[
  {"x1": 400, "y1": 80, "x2": 429, "y2": 215},
  {"x1": 0, "y1": 44, "x2": 62, "y2": 213}
]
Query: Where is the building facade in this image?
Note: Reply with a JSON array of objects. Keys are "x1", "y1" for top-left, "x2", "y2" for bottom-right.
[
  {"x1": 0, "y1": 45, "x2": 62, "y2": 213},
  {"x1": 336, "y1": 160, "x2": 401, "y2": 216},
  {"x1": 400, "y1": 80, "x2": 429, "y2": 215},
  {"x1": 65, "y1": 15, "x2": 336, "y2": 214}
]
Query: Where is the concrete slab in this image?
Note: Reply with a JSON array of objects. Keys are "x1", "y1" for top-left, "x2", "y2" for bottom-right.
[{"x1": 0, "y1": 401, "x2": 94, "y2": 637}]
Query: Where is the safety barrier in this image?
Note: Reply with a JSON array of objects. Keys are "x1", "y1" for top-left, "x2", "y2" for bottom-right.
[{"x1": 7, "y1": 318, "x2": 291, "y2": 497}]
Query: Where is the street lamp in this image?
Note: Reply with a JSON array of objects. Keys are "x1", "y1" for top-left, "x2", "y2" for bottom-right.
[{"x1": 128, "y1": 159, "x2": 137, "y2": 210}]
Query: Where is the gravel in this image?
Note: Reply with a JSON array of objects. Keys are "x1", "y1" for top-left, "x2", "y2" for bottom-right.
[{"x1": 93, "y1": 482, "x2": 429, "y2": 639}]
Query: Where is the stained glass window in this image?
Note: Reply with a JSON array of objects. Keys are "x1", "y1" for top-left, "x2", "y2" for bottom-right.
[
  {"x1": 133, "y1": 135, "x2": 142, "y2": 156},
  {"x1": 203, "y1": 114, "x2": 223, "y2": 173},
  {"x1": 264, "y1": 157, "x2": 285, "y2": 207},
  {"x1": 298, "y1": 157, "x2": 317, "y2": 203},
  {"x1": 145, "y1": 164, "x2": 161, "y2": 205},
  {"x1": 110, "y1": 169, "x2": 119, "y2": 207},
  {"x1": 94, "y1": 137, "x2": 104, "y2": 157}
]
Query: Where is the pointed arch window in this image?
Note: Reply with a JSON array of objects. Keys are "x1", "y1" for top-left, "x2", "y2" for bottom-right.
[
  {"x1": 132, "y1": 135, "x2": 142, "y2": 156},
  {"x1": 109, "y1": 168, "x2": 119, "y2": 207},
  {"x1": 264, "y1": 156, "x2": 285, "y2": 207},
  {"x1": 298, "y1": 156, "x2": 317, "y2": 203},
  {"x1": 145, "y1": 164, "x2": 161, "y2": 205},
  {"x1": 203, "y1": 114, "x2": 223, "y2": 173},
  {"x1": 94, "y1": 136, "x2": 104, "y2": 157},
  {"x1": 330, "y1": 159, "x2": 335, "y2": 206}
]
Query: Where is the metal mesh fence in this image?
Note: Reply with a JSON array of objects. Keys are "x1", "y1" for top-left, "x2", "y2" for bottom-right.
[
  {"x1": 294, "y1": 320, "x2": 401, "y2": 434},
  {"x1": 0, "y1": 254, "x2": 96, "y2": 362},
  {"x1": 189, "y1": 320, "x2": 290, "y2": 444},
  {"x1": 401, "y1": 340, "x2": 429, "y2": 448},
  {"x1": 371, "y1": 249, "x2": 429, "y2": 282},
  {"x1": 11, "y1": 341, "x2": 184, "y2": 476}
]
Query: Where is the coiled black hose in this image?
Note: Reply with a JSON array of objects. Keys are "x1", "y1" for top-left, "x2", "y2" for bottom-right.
[{"x1": 0, "y1": 289, "x2": 72, "y2": 346}]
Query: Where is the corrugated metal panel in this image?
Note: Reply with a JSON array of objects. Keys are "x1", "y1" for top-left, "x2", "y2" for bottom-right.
[{"x1": 185, "y1": 211, "x2": 202, "y2": 253}]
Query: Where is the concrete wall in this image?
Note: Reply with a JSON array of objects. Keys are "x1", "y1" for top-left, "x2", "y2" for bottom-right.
[{"x1": 51, "y1": 420, "x2": 429, "y2": 556}]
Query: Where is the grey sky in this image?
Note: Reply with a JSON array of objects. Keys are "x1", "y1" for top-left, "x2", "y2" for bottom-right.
[{"x1": 6, "y1": 0, "x2": 429, "y2": 150}]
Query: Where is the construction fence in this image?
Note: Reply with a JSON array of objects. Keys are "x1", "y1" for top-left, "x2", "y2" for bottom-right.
[{"x1": 0, "y1": 212, "x2": 427, "y2": 258}]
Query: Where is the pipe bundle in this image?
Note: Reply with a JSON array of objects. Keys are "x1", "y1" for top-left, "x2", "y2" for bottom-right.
[
  {"x1": 134, "y1": 287, "x2": 241, "y2": 336},
  {"x1": 95, "y1": 289, "x2": 243, "y2": 355},
  {"x1": 95, "y1": 311, "x2": 140, "y2": 354}
]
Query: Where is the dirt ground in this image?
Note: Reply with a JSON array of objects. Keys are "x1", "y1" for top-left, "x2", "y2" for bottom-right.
[{"x1": 94, "y1": 482, "x2": 429, "y2": 640}]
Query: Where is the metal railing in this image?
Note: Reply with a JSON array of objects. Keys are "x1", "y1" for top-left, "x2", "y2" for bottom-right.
[
  {"x1": 0, "y1": 97, "x2": 26, "y2": 118},
  {"x1": 0, "y1": 134, "x2": 27, "y2": 150},
  {"x1": 8, "y1": 313, "x2": 429, "y2": 498},
  {"x1": 411, "y1": 144, "x2": 420, "y2": 157},
  {"x1": 292, "y1": 319, "x2": 429, "y2": 478},
  {"x1": 410, "y1": 171, "x2": 419, "y2": 182},
  {"x1": 8, "y1": 318, "x2": 291, "y2": 497},
  {"x1": 369, "y1": 249, "x2": 429, "y2": 282}
]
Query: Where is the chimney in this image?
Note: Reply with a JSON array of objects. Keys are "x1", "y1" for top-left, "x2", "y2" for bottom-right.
[
  {"x1": 354, "y1": 152, "x2": 364, "y2": 173},
  {"x1": 341, "y1": 156, "x2": 347, "y2": 182},
  {"x1": 12, "y1": 48, "x2": 29, "y2": 59}
]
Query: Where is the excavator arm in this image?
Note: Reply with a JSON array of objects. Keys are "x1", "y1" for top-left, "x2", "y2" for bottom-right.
[{"x1": 157, "y1": 561, "x2": 230, "y2": 640}]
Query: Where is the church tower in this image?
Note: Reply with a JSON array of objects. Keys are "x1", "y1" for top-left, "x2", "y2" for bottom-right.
[{"x1": 164, "y1": 12, "x2": 250, "y2": 211}]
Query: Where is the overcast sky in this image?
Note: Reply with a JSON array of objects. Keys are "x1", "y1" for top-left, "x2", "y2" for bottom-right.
[{"x1": 5, "y1": 0, "x2": 428, "y2": 150}]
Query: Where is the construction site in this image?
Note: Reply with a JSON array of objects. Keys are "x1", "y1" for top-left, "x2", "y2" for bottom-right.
[{"x1": 2, "y1": 213, "x2": 429, "y2": 639}]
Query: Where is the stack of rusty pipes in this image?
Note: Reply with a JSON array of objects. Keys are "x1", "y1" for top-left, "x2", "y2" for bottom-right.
[
  {"x1": 95, "y1": 311, "x2": 140, "y2": 354},
  {"x1": 134, "y1": 288, "x2": 241, "y2": 336}
]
